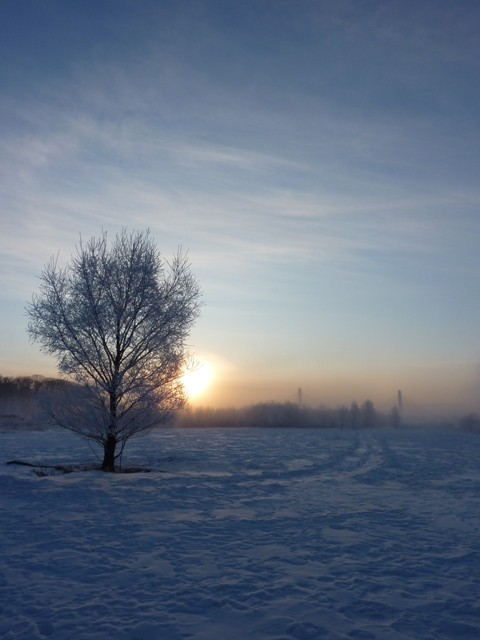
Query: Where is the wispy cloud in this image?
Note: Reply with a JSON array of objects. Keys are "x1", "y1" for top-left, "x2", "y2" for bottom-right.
[
  {"x1": 166, "y1": 140, "x2": 308, "y2": 172},
  {"x1": 2, "y1": 92, "x2": 478, "y2": 306}
]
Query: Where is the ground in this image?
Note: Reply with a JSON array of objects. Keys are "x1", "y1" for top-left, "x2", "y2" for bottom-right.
[{"x1": 1, "y1": 426, "x2": 479, "y2": 639}]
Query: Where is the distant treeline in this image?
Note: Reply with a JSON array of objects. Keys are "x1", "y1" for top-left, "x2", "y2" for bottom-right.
[
  {"x1": 2, "y1": 375, "x2": 478, "y2": 432},
  {"x1": 177, "y1": 400, "x2": 400, "y2": 429},
  {"x1": 0, "y1": 375, "x2": 72, "y2": 424},
  {"x1": 0, "y1": 376, "x2": 397, "y2": 429},
  {"x1": 0, "y1": 375, "x2": 69, "y2": 398}
]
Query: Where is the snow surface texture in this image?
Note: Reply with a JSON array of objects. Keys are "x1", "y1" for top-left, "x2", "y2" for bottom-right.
[{"x1": 1, "y1": 427, "x2": 479, "y2": 640}]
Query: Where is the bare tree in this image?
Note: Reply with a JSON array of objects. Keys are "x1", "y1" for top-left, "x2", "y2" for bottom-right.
[{"x1": 26, "y1": 229, "x2": 201, "y2": 471}]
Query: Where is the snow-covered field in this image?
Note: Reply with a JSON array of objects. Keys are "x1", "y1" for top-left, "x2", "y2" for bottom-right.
[{"x1": 1, "y1": 426, "x2": 479, "y2": 640}]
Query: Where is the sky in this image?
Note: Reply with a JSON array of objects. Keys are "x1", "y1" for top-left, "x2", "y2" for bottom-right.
[{"x1": 1, "y1": 0, "x2": 480, "y2": 416}]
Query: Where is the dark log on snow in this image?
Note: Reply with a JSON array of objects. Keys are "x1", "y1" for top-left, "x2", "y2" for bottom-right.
[{"x1": 6, "y1": 459, "x2": 73, "y2": 473}]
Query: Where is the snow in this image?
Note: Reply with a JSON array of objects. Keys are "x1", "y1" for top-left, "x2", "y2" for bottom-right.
[{"x1": 1, "y1": 426, "x2": 479, "y2": 639}]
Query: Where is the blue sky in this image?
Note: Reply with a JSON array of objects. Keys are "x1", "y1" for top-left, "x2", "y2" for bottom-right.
[{"x1": 1, "y1": 0, "x2": 479, "y2": 414}]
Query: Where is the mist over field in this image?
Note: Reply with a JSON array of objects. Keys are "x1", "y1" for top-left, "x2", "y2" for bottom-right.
[{"x1": 2, "y1": 374, "x2": 479, "y2": 434}]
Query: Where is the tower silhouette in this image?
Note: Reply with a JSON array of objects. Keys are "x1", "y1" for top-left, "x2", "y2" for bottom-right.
[
  {"x1": 397, "y1": 390, "x2": 403, "y2": 414},
  {"x1": 297, "y1": 387, "x2": 303, "y2": 406}
]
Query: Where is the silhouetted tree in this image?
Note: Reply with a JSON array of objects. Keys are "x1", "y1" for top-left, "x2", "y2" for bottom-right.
[
  {"x1": 26, "y1": 229, "x2": 201, "y2": 471},
  {"x1": 361, "y1": 400, "x2": 377, "y2": 428},
  {"x1": 350, "y1": 401, "x2": 360, "y2": 428},
  {"x1": 459, "y1": 413, "x2": 480, "y2": 433}
]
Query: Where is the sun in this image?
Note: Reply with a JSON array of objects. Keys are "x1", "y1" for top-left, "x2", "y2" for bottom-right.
[{"x1": 181, "y1": 361, "x2": 213, "y2": 399}]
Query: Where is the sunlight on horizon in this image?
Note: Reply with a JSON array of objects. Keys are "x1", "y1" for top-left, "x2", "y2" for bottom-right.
[{"x1": 182, "y1": 361, "x2": 213, "y2": 400}]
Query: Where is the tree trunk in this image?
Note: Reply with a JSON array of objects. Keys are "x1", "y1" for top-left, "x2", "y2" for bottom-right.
[
  {"x1": 102, "y1": 388, "x2": 118, "y2": 472},
  {"x1": 101, "y1": 434, "x2": 117, "y2": 472}
]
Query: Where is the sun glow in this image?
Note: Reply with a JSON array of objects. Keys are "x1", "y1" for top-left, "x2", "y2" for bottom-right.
[{"x1": 181, "y1": 361, "x2": 213, "y2": 399}]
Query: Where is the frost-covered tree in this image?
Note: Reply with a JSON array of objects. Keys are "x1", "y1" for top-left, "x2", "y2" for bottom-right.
[{"x1": 26, "y1": 229, "x2": 201, "y2": 471}]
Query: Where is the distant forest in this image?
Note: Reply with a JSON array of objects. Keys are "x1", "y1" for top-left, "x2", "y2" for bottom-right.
[
  {"x1": 0, "y1": 375, "x2": 68, "y2": 397},
  {"x1": 0, "y1": 375, "x2": 71, "y2": 425},
  {"x1": 180, "y1": 400, "x2": 395, "y2": 429},
  {"x1": 0, "y1": 375, "x2": 478, "y2": 432}
]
